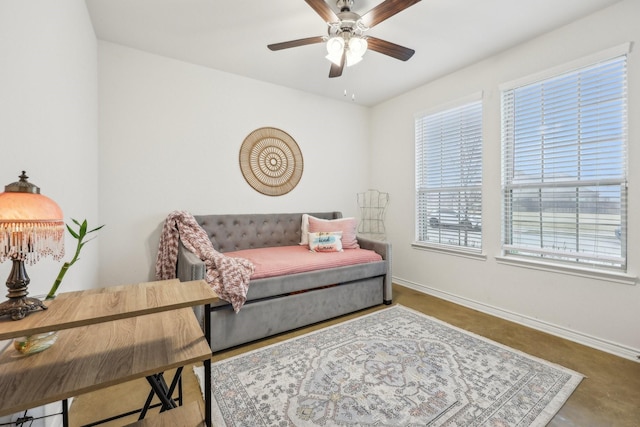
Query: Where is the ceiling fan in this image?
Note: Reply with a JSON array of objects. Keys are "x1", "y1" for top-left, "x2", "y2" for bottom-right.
[{"x1": 268, "y1": 0, "x2": 422, "y2": 78}]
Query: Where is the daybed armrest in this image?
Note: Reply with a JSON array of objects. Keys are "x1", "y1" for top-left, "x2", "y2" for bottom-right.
[
  {"x1": 357, "y1": 236, "x2": 393, "y2": 304},
  {"x1": 177, "y1": 240, "x2": 206, "y2": 282}
]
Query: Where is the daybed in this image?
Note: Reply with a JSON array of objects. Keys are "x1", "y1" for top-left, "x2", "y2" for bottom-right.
[{"x1": 176, "y1": 211, "x2": 392, "y2": 352}]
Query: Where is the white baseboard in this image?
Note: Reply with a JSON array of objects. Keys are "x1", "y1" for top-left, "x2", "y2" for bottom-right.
[{"x1": 394, "y1": 277, "x2": 640, "y2": 362}]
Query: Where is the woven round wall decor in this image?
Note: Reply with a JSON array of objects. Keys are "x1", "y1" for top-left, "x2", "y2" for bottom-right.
[{"x1": 239, "y1": 127, "x2": 303, "y2": 196}]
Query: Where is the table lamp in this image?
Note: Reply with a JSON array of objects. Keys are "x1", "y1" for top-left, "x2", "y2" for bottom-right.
[{"x1": 0, "y1": 171, "x2": 64, "y2": 320}]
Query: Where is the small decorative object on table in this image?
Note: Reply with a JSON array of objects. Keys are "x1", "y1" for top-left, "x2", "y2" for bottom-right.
[
  {"x1": 13, "y1": 330, "x2": 59, "y2": 355},
  {"x1": 13, "y1": 218, "x2": 104, "y2": 355}
]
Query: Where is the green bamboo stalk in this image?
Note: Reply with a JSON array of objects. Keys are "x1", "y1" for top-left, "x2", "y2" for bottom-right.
[{"x1": 46, "y1": 219, "x2": 104, "y2": 300}]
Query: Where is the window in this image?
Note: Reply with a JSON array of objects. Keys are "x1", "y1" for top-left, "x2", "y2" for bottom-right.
[
  {"x1": 501, "y1": 52, "x2": 627, "y2": 270},
  {"x1": 415, "y1": 96, "x2": 483, "y2": 251}
]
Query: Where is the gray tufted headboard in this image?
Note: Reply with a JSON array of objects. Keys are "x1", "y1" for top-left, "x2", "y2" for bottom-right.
[{"x1": 193, "y1": 212, "x2": 342, "y2": 253}]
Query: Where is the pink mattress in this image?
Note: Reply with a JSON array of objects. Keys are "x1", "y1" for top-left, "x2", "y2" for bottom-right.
[{"x1": 224, "y1": 245, "x2": 383, "y2": 280}]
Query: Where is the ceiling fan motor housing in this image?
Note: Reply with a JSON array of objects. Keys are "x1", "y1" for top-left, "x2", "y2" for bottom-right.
[
  {"x1": 337, "y1": 0, "x2": 354, "y2": 12},
  {"x1": 337, "y1": 11, "x2": 360, "y2": 28}
]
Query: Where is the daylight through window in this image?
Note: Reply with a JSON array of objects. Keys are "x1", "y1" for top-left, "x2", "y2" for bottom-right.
[
  {"x1": 501, "y1": 54, "x2": 628, "y2": 270},
  {"x1": 415, "y1": 97, "x2": 483, "y2": 251}
]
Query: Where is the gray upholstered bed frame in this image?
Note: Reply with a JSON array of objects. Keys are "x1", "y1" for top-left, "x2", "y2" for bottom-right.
[{"x1": 176, "y1": 212, "x2": 392, "y2": 352}]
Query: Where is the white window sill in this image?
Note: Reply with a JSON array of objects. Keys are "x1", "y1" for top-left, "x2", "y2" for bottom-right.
[
  {"x1": 412, "y1": 242, "x2": 487, "y2": 261},
  {"x1": 495, "y1": 255, "x2": 637, "y2": 285}
]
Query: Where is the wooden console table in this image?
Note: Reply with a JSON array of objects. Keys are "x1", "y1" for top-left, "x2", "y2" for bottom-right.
[{"x1": 0, "y1": 279, "x2": 218, "y2": 426}]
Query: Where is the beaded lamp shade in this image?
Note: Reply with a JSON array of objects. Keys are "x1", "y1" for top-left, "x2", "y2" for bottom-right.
[
  {"x1": 239, "y1": 127, "x2": 303, "y2": 196},
  {"x1": 0, "y1": 171, "x2": 64, "y2": 320}
]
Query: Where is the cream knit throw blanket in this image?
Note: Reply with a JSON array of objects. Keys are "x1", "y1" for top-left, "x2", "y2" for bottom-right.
[{"x1": 155, "y1": 210, "x2": 255, "y2": 313}]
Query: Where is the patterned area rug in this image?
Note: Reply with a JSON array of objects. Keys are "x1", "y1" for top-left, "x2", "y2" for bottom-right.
[{"x1": 195, "y1": 305, "x2": 582, "y2": 426}]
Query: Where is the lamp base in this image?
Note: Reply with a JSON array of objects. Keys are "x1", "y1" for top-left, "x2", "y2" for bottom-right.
[
  {"x1": 1, "y1": 257, "x2": 48, "y2": 321},
  {"x1": 0, "y1": 296, "x2": 47, "y2": 321}
]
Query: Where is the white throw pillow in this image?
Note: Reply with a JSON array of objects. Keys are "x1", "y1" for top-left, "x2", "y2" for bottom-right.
[
  {"x1": 308, "y1": 231, "x2": 343, "y2": 252},
  {"x1": 300, "y1": 214, "x2": 311, "y2": 245}
]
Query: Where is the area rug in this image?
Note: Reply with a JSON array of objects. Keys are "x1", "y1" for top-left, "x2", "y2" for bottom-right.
[{"x1": 194, "y1": 305, "x2": 582, "y2": 426}]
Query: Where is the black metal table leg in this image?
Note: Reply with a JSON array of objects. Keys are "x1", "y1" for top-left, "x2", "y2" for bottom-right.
[
  {"x1": 145, "y1": 373, "x2": 178, "y2": 411},
  {"x1": 62, "y1": 399, "x2": 69, "y2": 427},
  {"x1": 138, "y1": 386, "x2": 157, "y2": 420},
  {"x1": 205, "y1": 303, "x2": 212, "y2": 427},
  {"x1": 157, "y1": 367, "x2": 183, "y2": 413}
]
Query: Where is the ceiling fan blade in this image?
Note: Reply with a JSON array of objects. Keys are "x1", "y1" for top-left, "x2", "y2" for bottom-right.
[
  {"x1": 360, "y1": 0, "x2": 422, "y2": 28},
  {"x1": 305, "y1": 0, "x2": 339, "y2": 23},
  {"x1": 329, "y1": 51, "x2": 346, "y2": 78},
  {"x1": 367, "y1": 36, "x2": 415, "y2": 61},
  {"x1": 268, "y1": 36, "x2": 325, "y2": 51}
]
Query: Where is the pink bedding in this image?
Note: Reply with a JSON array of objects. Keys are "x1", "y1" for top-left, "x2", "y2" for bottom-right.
[{"x1": 224, "y1": 245, "x2": 383, "y2": 280}]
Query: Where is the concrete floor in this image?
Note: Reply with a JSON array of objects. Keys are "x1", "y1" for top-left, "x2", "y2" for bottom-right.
[{"x1": 69, "y1": 284, "x2": 640, "y2": 426}]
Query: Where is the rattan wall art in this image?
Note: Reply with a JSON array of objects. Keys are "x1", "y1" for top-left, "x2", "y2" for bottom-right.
[{"x1": 239, "y1": 127, "x2": 303, "y2": 196}]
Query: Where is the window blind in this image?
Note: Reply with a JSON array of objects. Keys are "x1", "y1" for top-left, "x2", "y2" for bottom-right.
[
  {"x1": 415, "y1": 99, "x2": 483, "y2": 250},
  {"x1": 501, "y1": 55, "x2": 627, "y2": 269}
]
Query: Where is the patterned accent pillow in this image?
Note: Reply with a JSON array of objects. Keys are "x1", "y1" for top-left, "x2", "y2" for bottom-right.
[
  {"x1": 308, "y1": 216, "x2": 360, "y2": 249},
  {"x1": 308, "y1": 231, "x2": 343, "y2": 252}
]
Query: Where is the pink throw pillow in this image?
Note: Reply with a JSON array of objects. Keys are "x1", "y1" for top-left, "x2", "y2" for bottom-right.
[{"x1": 308, "y1": 216, "x2": 360, "y2": 249}]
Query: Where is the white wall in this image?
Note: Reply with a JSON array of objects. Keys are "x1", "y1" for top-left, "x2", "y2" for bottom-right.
[
  {"x1": 0, "y1": 1, "x2": 99, "y2": 296},
  {"x1": 97, "y1": 41, "x2": 371, "y2": 286},
  {"x1": 370, "y1": 0, "x2": 640, "y2": 360},
  {"x1": 0, "y1": 1, "x2": 98, "y2": 424}
]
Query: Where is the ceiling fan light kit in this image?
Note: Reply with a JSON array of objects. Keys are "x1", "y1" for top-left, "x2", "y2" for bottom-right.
[
  {"x1": 325, "y1": 35, "x2": 345, "y2": 65},
  {"x1": 348, "y1": 36, "x2": 368, "y2": 57},
  {"x1": 268, "y1": 0, "x2": 421, "y2": 78},
  {"x1": 325, "y1": 34, "x2": 368, "y2": 67}
]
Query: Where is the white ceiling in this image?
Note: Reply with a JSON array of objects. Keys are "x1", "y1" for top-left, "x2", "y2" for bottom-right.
[{"x1": 85, "y1": 0, "x2": 620, "y2": 106}]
